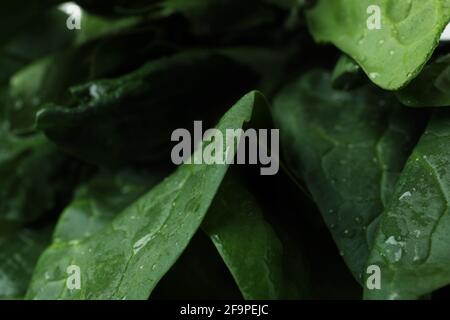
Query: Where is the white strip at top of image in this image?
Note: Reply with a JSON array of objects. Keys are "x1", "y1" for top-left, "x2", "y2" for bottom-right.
[{"x1": 441, "y1": 22, "x2": 450, "y2": 41}]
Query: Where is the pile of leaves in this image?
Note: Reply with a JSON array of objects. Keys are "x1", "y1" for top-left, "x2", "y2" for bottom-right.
[{"x1": 2, "y1": 0, "x2": 450, "y2": 300}]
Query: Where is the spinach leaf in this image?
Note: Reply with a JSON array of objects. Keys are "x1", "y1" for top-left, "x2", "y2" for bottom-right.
[
  {"x1": 42, "y1": 162, "x2": 308, "y2": 299},
  {"x1": 306, "y1": 0, "x2": 450, "y2": 90},
  {"x1": 365, "y1": 112, "x2": 450, "y2": 299},
  {"x1": 397, "y1": 54, "x2": 450, "y2": 107},
  {"x1": 8, "y1": 24, "x2": 177, "y2": 133},
  {"x1": 26, "y1": 91, "x2": 265, "y2": 300},
  {"x1": 203, "y1": 173, "x2": 309, "y2": 299},
  {"x1": 0, "y1": 228, "x2": 51, "y2": 299},
  {"x1": 53, "y1": 170, "x2": 164, "y2": 242},
  {"x1": 0, "y1": 132, "x2": 84, "y2": 224},
  {"x1": 272, "y1": 70, "x2": 421, "y2": 280},
  {"x1": 36, "y1": 51, "x2": 256, "y2": 168},
  {"x1": 35, "y1": 169, "x2": 243, "y2": 300}
]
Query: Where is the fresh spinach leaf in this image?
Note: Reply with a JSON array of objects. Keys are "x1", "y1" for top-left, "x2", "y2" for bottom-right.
[
  {"x1": 203, "y1": 173, "x2": 309, "y2": 299},
  {"x1": 272, "y1": 70, "x2": 421, "y2": 280},
  {"x1": 0, "y1": 132, "x2": 86, "y2": 224},
  {"x1": 306, "y1": 0, "x2": 450, "y2": 90},
  {"x1": 8, "y1": 24, "x2": 178, "y2": 133},
  {"x1": 365, "y1": 111, "x2": 450, "y2": 299},
  {"x1": 53, "y1": 170, "x2": 165, "y2": 242},
  {"x1": 26, "y1": 91, "x2": 265, "y2": 299}
]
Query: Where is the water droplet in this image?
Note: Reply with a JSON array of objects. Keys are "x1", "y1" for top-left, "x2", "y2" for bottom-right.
[
  {"x1": 342, "y1": 229, "x2": 356, "y2": 238},
  {"x1": 133, "y1": 233, "x2": 154, "y2": 254},
  {"x1": 385, "y1": 236, "x2": 404, "y2": 246},
  {"x1": 398, "y1": 191, "x2": 412, "y2": 201},
  {"x1": 378, "y1": 39, "x2": 385, "y2": 45},
  {"x1": 388, "y1": 292, "x2": 400, "y2": 300},
  {"x1": 89, "y1": 84, "x2": 105, "y2": 99},
  {"x1": 152, "y1": 264, "x2": 157, "y2": 270},
  {"x1": 369, "y1": 72, "x2": 380, "y2": 79},
  {"x1": 389, "y1": 50, "x2": 395, "y2": 56}
]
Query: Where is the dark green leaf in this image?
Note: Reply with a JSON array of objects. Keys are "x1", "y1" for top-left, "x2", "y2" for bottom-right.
[
  {"x1": 53, "y1": 170, "x2": 164, "y2": 242},
  {"x1": 0, "y1": 132, "x2": 86, "y2": 224},
  {"x1": 36, "y1": 51, "x2": 256, "y2": 167},
  {"x1": 365, "y1": 111, "x2": 450, "y2": 299},
  {"x1": 306, "y1": 0, "x2": 450, "y2": 90},
  {"x1": 26, "y1": 91, "x2": 265, "y2": 300},
  {"x1": 203, "y1": 173, "x2": 309, "y2": 299},
  {"x1": 272, "y1": 70, "x2": 421, "y2": 279},
  {"x1": 8, "y1": 24, "x2": 177, "y2": 133}
]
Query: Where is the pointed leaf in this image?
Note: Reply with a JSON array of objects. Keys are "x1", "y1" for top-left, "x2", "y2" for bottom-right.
[{"x1": 306, "y1": 0, "x2": 450, "y2": 90}]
